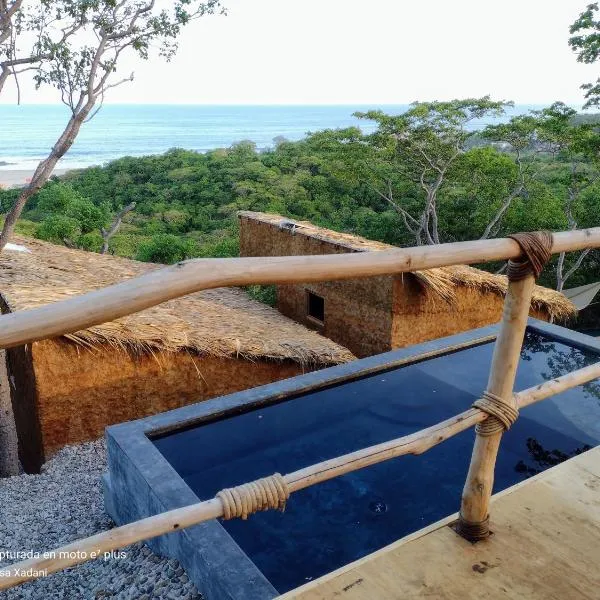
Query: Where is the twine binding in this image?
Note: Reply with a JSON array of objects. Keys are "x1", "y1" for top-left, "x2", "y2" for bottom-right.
[
  {"x1": 217, "y1": 473, "x2": 290, "y2": 520},
  {"x1": 473, "y1": 390, "x2": 519, "y2": 436},
  {"x1": 456, "y1": 515, "x2": 490, "y2": 542},
  {"x1": 506, "y1": 231, "x2": 553, "y2": 281}
]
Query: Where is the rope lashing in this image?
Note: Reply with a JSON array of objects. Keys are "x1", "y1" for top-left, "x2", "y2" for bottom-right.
[
  {"x1": 473, "y1": 390, "x2": 519, "y2": 436},
  {"x1": 506, "y1": 231, "x2": 553, "y2": 281},
  {"x1": 455, "y1": 515, "x2": 490, "y2": 542},
  {"x1": 216, "y1": 473, "x2": 290, "y2": 520}
]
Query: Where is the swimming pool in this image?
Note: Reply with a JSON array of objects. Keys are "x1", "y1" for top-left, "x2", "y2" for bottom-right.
[{"x1": 104, "y1": 319, "x2": 600, "y2": 599}]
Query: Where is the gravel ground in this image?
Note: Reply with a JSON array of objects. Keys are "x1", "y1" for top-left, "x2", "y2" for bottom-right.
[{"x1": 0, "y1": 440, "x2": 201, "y2": 600}]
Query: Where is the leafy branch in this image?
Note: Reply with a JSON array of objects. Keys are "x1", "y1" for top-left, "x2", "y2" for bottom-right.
[{"x1": 0, "y1": 0, "x2": 225, "y2": 252}]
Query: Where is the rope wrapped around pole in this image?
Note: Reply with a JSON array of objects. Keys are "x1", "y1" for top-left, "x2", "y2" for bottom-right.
[
  {"x1": 506, "y1": 231, "x2": 553, "y2": 281},
  {"x1": 217, "y1": 473, "x2": 290, "y2": 520},
  {"x1": 473, "y1": 391, "x2": 519, "y2": 436}
]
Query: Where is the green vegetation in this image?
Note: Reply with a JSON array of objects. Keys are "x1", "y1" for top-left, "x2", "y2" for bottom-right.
[
  {"x1": 570, "y1": 2, "x2": 600, "y2": 108},
  {"x1": 135, "y1": 234, "x2": 199, "y2": 264},
  {"x1": 1, "y1": 100, "x2": 599, "y2": 292}
]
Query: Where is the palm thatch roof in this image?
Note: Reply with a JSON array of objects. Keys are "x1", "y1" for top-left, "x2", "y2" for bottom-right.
[
  {"x1": 0, "y1": 236, "x2": 355, "y2": 367},
  {"x1": 239, "y1": 212, "x2": 577, "y2": 322}
]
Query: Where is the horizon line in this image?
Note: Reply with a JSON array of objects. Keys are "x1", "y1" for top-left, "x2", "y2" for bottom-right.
[{"x1": 0, "y1": 101, "x2": 588, "y2": 108}]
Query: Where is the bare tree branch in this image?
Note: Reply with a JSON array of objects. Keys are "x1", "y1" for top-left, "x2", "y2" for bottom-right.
[
  {"x1": 480, "y1": 150, "x2": 526, "y2": 240},
  {"x1": 560, "y1": 249, "x2": 592, "y2": 291},
  {"x1": 100, "y1": 202, "x2": 136, "y2": 254}
]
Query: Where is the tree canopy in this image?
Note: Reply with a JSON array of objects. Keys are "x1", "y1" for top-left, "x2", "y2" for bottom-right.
[{"x1": 570, "y1": 2, "x2": 600, "y2": 107}]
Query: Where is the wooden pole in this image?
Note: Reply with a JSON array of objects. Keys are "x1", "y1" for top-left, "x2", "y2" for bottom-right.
[
  {"x1": 457, "y1": 274, "x2": 536, "y2": 540},
  {"x1": 0, "y1": 227, "x2": 599, "y2": 350},
  {"x1": 516, "y1": 361, "x2": 600, "y2": 409},
  {"x1": 1, "y1": 360, "x2": 599, "y2": 591}
]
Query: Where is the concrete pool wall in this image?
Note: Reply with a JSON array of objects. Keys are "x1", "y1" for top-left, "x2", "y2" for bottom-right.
[{"x1": 103, "y1": 319, "x2": 600, "y2": 600}]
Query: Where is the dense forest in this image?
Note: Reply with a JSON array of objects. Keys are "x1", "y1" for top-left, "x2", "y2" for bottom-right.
[{"x1": 1, "y1": 99, "x2": 599, "y2": 293}]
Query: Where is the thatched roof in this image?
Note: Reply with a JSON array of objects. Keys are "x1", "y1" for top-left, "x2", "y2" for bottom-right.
[
  {"x1": 239, "y1": 212, "x2": 577, "y2": 322},
  {"x1": 0, "y1": 236, "x2": 355, "y2": 367}
]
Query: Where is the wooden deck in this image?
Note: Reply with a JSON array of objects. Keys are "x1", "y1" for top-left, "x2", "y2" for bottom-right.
[{"x1": 280, "y1": 446, "x2": 600, "y2": 600}]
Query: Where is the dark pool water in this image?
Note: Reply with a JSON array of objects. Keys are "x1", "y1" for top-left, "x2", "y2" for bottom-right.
[{"x1": 153, "y1": 330, "x2": 600, "y2": 592}]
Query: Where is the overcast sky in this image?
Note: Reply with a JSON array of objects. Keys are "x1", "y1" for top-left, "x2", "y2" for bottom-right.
[{"x1": 2, "y1": 0, "x2": 596, "y2": 105}]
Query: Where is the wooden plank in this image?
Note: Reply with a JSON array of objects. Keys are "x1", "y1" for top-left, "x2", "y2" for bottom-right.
[{"x1": 282, "y1": 447, "x2": 600, "y2": 600}]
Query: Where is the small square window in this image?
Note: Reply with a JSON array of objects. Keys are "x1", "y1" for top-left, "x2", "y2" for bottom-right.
[{"x1": 306, "y1": 291, "x2": 325, "y2": 324}]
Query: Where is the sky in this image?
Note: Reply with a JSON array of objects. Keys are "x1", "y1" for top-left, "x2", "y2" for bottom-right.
[{"x1": 1, "y1": 0, "x2": 597, "y2": 105}]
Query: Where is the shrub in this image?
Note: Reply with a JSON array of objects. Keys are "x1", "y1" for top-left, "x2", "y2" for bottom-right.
[
  {"x1": 196, "y1": 236, "x2": 240, "y2": 258},
  {"x1": 246, "y1": 285, "x2": 277, "y2": 306},
  {"x1": 36, "y1": 215, "x2": 81, "y2": 244},
  {"x1": 78, "y1": 232, "x2": 104, "y2": 252},
  {"x1": 36, "y1": 182, "x2": 86, "y2": 215},
  {"x1": 109, "y1": 233, "x2": 144, "y2": 258},
  {"x1": 135, "y1": 234, "x2": 199, "y2": 264},
  {"x1": 64, "y1": 198, "x2": 109, "y2": 233}
]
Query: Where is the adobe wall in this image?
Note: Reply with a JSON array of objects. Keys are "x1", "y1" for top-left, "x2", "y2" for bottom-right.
[
  {"x1": 239, "y1": 214, "x2": 551, "y2": 355},
  {"x1": 391, "y1": 279, "x2": 548, "y2": 348},
  {"x1": 13, "y1": 338, "x2": 306, "y2": 472},
  {"x1": 240, "y1": 216, "x2": 393, "y2": 357}
]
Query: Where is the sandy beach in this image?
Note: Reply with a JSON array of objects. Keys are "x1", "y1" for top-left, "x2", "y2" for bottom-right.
[{"x1": 0, "y1": 168, "x2": 70, "y2": 189}]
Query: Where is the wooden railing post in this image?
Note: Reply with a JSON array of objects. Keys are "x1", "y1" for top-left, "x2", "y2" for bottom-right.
[{"x1": 456, "y1": 272, "x2": 536, "y2": 541}]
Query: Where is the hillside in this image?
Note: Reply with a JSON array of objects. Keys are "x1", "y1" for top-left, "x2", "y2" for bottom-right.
[{"x1": 1, "y1": 105, "x2": 599, "y2": 293}]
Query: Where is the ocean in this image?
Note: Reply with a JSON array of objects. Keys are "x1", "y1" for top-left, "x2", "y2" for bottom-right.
[{"x1": 0, "y1": 104, "x2": 543, "y2": 171}]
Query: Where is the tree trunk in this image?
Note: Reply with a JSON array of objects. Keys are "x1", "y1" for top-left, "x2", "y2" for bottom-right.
[
  {"x1": 422, "y1": 173, "x2": 444, "y2": 245},
  {"x1": 100, "y1": 202, "x2": 136, "y2": 254},
  {"x1": 430, "y1": 199, "x2": 440, "y2": 244},
  {"x1": 0, "y1": 349, "x2": 19, "y2": 477},
  {"x1": 556, "y1": 252, "x2": 566, "y2": 292},
  {"x1": 0, "y1": 66, "x2": 9, "y2": 95},
  {"x1": 480, "y1": 185, "x2": 523, "y2": 240},
  {"x1": 0, "y1": 105, "x2": 91, "y2": 251}
]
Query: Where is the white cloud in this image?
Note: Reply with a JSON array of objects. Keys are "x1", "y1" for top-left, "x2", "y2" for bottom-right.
[{"x1": 1, "y1": 0, "x2": 596, "y2": 105}]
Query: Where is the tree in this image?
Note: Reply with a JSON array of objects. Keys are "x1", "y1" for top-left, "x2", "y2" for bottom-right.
[
  {"x1": 353, "y1": 98, "x2": 507, "y2": 245},
  {"x1": 1, "y1": 1, "x2": 86, "y2": 101},
  {"x1": 36, "y1": 214, "x2": 82, "y2": 244},
  {"x1": 0, "y1": 0, "x2": 224, "y2": 252},
  {"x1": 465, "y1": 103, "x2": 600, "y2": 290},
  {"x1": 535, "y1": 103, "x2": 600, "y2": 290},
  {"x1": 136, "y1": 233, "x2": 198, "y2": 264},
  {"x1": 569, "y1": 3, "x2": 600, "y2": 107},
  {"x1": 1, "y1": 1, "x2": 27, "y2": 95},
  {"x1": 477, "y1": 115, "x2": 542, "y2": 239},
  {"x1": 444, "y1": 146, "x2": 522, "y2": 242},
  {"x1": 35, "y1": 181, "x2": 85, "y2": 214},
  {"x1": 32, "y1": 181, "x2": 111, "y2": 244}
]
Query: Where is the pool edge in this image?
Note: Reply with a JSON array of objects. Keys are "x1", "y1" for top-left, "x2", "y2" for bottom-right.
[{"x1": 103, "y1": 318, "x2": 600, "y2": 599}]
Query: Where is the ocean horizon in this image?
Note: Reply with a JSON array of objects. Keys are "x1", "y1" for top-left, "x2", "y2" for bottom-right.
[{"x1": 0, "y1": 103, "x2": 547, "y2": 171}]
